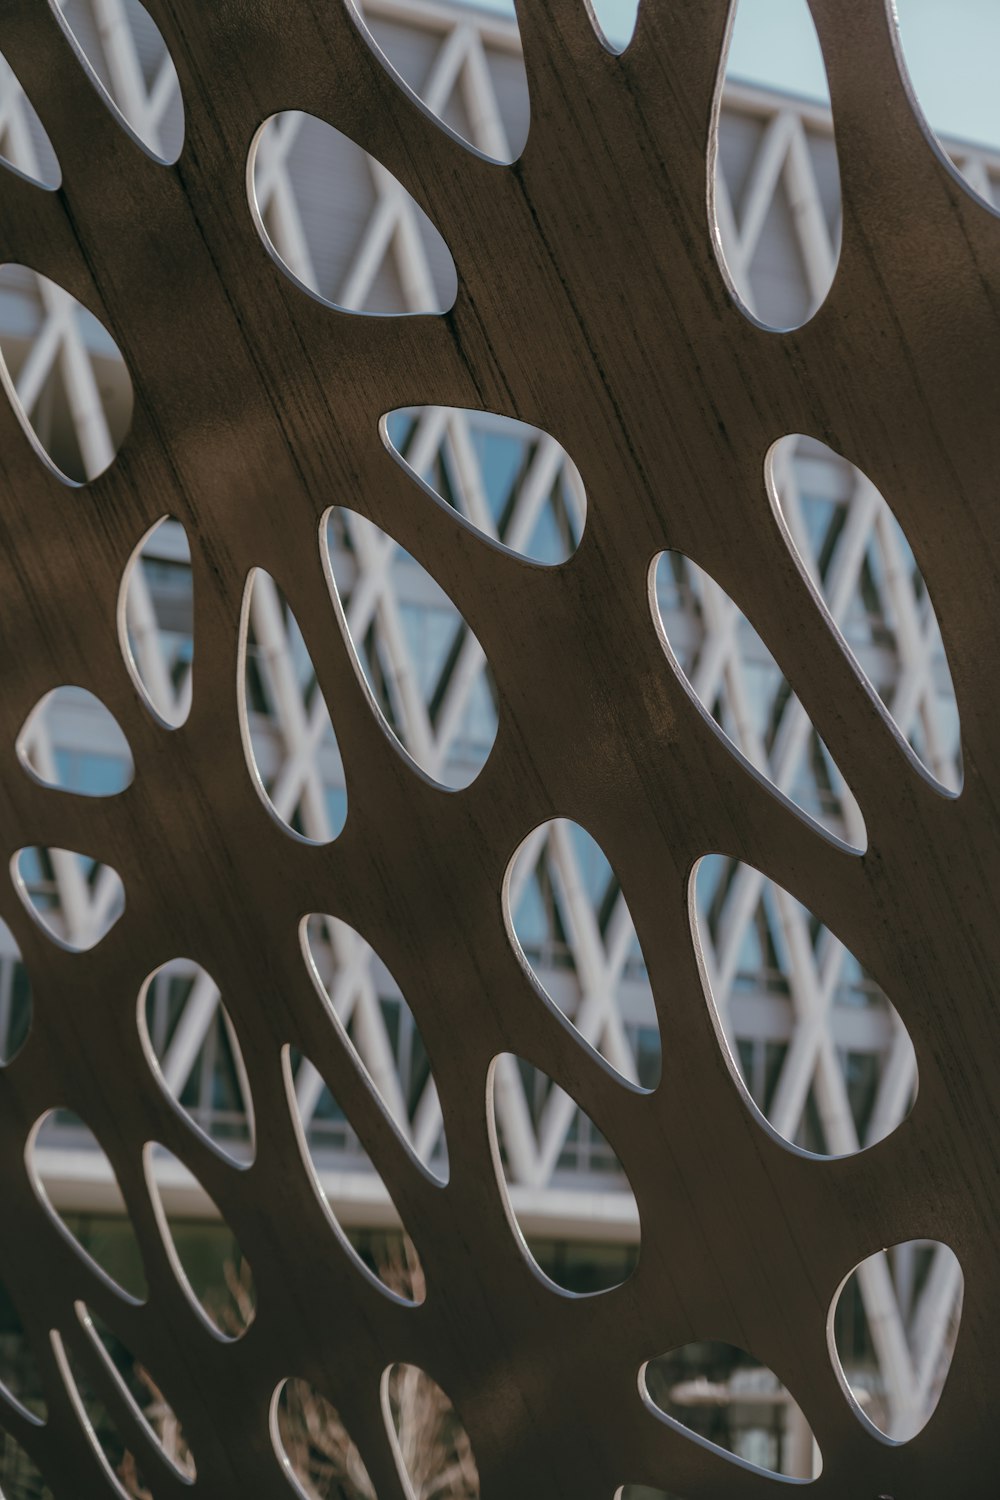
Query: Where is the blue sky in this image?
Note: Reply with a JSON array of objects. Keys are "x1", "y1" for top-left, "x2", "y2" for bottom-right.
[{"x1": 467, "y1": 0, "x2": 1000, "y2": 150}]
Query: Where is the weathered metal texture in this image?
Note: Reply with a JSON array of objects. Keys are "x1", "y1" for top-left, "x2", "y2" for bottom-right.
[{"x1": 0, "y1": 1, "x2": 995, "y2": 1495}]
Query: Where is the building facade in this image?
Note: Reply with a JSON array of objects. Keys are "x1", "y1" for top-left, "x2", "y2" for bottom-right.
[{"x1": 0, "y1": 0, "x2": 982, "y2": 1487}]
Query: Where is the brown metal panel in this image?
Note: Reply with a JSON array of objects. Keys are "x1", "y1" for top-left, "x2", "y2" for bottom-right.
[{"x1": 0, "y1": 1, "x2": 994, "y2": 1494}]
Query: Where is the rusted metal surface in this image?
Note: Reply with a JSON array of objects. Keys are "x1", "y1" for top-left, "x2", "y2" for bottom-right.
[{"x1": 0, "y1": 1, "x2": 995, "y2": 1495}]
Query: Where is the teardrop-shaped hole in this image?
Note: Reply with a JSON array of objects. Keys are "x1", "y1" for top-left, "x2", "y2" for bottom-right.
[
  {"x1": 830, "y1": 1239, "x2": 963, "y2": 1443},
  {"x1": 0, "y1": 917, "x2": 33, "y2": 1065},
  {"x1": 346, "y1": 1, "x2": 529, "y2": 163},
  {"x1": 505, "y1": 821, "x2": 660, "y2": 1090},
  {"x1": 50, "y1": 1214, "x2": 146, "y2": 1311},
  {"x1": 49, "y1": 0, "x2": 184, "y2": 164},
  {"x1": 0, "y1": 1431, "x2": 53, "y2": 1497},
  {"x1": 0, "y1": 264, "x2": 133, "y2": 482},
  {"x1": 488, "y1": 1053, "x2": 638, "y2": 1290},
  {"x1": 118, "y1": 515, "x2": 193, "y2": 729},
  {"x1": 643, "y1": 1341, "x2": 820, "y2": 1479},
  {"x1": 0, "y1": 1277, "x2": 46, "y2": 1421},
  {"x1": 53, "y1": 1327, "x2": 152, "y2": 1497},
  {"x1": 76, "y1": 1303, "x2": 196, "y2": 1481},
  {"x1": 692, "y1": 855, "x2": 917, "y2": 1157},
  {"x1": 302, "y1": 914, "x2": 446, "y2": 1179},
  {"x1": 382, "y1": 1363, "x2": 480, "y2": 1498},
  {"x1": 248, "y1": 112, "x2": 457, "y2": 313},
  {"x1": 893, "y1": 3, "x2": 1000, "y2": 208},
  {"x1": 382, "y1": 407, "x2": 587, "y2": 564},
  {"x1": 144, "y1": 1144, "x2": 256, "y2": 1338},
  {"x1": 272, "y1": 1376, "x2": 377, "y2": 1500},
  {"x1": 284, "y1": 1044, "x2": 427, "y2": 1305},
  {"x1": 323, "y1": 506, "x2": 498, "y2": 789},
  {"x1": 239, "y1": 571, "x2": 346, "y2": 843},
  {"x1": 12, "y1": 847, "x2": 125, "y2": 951},
  {"x1": 651, "y1": 551, "x2": 865, "y2": 848},
  {"x1": 712, "y1": 1, "x2": 840, "y2": 328},
  {"x1": 79, "y1": 1302, "x2": 196, "y2": 1476},
  {"x1": 725, "y1": 0, "x2": 832, "y2": 104},
  {"x1": 17, "y1": 687, "x2": 133, "y2": 795},
  {"x1": 533, "y1": 1240, "x2": 640, "y2": 1299},
  {"x1": 0, "y1": 54, "x2": 60, "y2": 187},
  {"x1": 589, "y1": 1, "x2": 639, "y2": 54},
  {"x1": 768, "y1": 434, "x2": 962, "y2": 794},
  {"x1": 29, "y1": 1111, "x2": 147, "y2": 1301},
  {"x1": 138, "y1": 959, "x2": 255, "y2": 1165}
]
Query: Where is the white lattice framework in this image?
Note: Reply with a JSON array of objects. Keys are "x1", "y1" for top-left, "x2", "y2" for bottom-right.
[{"x1": 0, "y1": 0, "x2": 982, "y2": 1448}]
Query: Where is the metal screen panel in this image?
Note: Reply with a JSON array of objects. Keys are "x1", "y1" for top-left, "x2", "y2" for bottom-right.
[{"x1": 0, "y1": 2, "x2": 995, "y2": 1496}]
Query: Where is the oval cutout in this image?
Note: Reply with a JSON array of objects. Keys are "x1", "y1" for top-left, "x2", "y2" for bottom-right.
[
  {"x1": 345, "y1": 1228, "x2": 427, "y2": 1306},
  {"x1": 0, "y1": 263, "x2": 133, "y2": 483},
  {"x1": 12, "y1": 847, "x2": 125, "y2": 952},
  {"x1": 893, "y1": 2, "x2": 1000, "y2": 209},
  {"x1": 284, "y1": 1044, "x2": 427, "y2": 1305},
  {"x1": 0, "y1": 1277, "x2": 46, "y2": 1421},
  {"x1": 17, "y1": 687, "x2": 133, "y2": 796},
  {"x1": 323, "y1": 506, "x2": 498, "y2": 789},
  {"x1": 651, "y1": 551, "x2": 865, "y2": 847},
  {"x1": 54, "y1": 1328, "x2": 150, "y2": 1497},
  {"x1": 0, "y1": 917, "x2": 33, "y2": 1066},
  {"x1": 383, "y1": 406, "x2": 587, "y2": 564},
  {"x1": 29, "y1": 1111, "x2": 147, "y2": 1301},
  {"x1": 144, "y1": 1145, "x2": 255, "y2": 1338},
  {"x1": 49, "y1": 0, "x2": 184, "y2": 165},
  {"x1": 119, "y1": 515, "x2": 193, "y2": 729},
  {"x1": 643, "y1": 1340, "x2": 819, "y2": 1479},
  {"x1": 248, "y1": 112, "x2": 457, "y2": 313},
  {"x1": 0, "y1": 53, "x2": 60, "y2": 187},
  {"x1": 768, "y1": 434, "x2": 962, "y2": 794},
  {"x1": 272, "y1": 1376, "x2": 377, "y2": 1500},
  {"x1": 302, "y1": 913, "x2": 445, "y2": 1178},
  {"x1": 77, "y1": 1304, "x2": 196, "y2": 1482},
  {"x1": 589, "y1": 1, "x2": 639, "y2": 54},
  {"x1": 239, "y1": 571, "x2": 346, "y2": 844},
  {"x1": 831, "y1": 1239, "x2": 963, "y2": 1443},
  {"x1": 383, "y1": 1362, "x2": 480, "y2": 1499},
  {"x1": 532, "y1": 1239, "x2": 639, "y2": 1298},
  {"x1": 345, "y1": 1, "x2": 528, "y2": 163},
  {"x1": 488, "y1": 1053, "x2": 638, "y2": 1290},
  {"x1": 506, "y1": 820, "x2": 660, "y2": 1089},
  {"x1": 139, "y1": 959, "x2": 255, "y2": 1165},
  {"x1": 692, "y1": 856, "x2": 916, "y2": 1157},
  {"x1": 712, "y1": 0, "x2": 840, "y2": 329}
]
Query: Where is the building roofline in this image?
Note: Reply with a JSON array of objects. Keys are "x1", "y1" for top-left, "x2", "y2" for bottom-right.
[
  {"x1": 365, "y1": 0, "x2": 1000, "y2": 163},
  {"x1": 35, "y1": 1145, "x2": 641, "y2": 1244}
]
